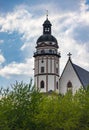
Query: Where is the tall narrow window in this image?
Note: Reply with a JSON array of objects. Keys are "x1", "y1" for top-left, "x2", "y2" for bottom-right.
[
  {"x1": 40, "y1": 80, "x2": 44, "y2": 88},
  {"x1": 56, "y1": 82, "x2": 58, "y2": 89},
  {"x1": 41, "y1": 67, "x2": 44, "y2": 73},
  {"x1": 41, "y1": 58, "x2": 44, "y2": 63},
  {"x1": 49, "y1": 49, "x2": 52, "y2": 53},
  {"x1": 67, "y1": 81, "x2": 72, "y2": 92},
  {"x1": 56, "y1": 68, "x2": 58, "y2": 74}
]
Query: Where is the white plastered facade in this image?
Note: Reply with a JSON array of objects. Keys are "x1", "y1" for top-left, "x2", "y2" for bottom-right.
[
  {"x1": 59, "y1": 59, "x2": 83, "y2": 94},
  {"x1": 34, "y1": 54, "x2": 60, "y2": 93}
]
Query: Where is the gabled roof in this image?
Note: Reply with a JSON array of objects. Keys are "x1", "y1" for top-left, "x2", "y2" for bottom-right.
[
  {"x1": 60, "y1": 57, "x2": 89, "y2": 88},
  {"x1": 72, "y1": 63, "x2": 89, "y2": 88}
]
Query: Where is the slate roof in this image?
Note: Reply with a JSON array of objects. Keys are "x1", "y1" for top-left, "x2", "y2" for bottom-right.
[
  {"x1": 72, "y1": 63, "x2": 89, "y2": 88},
  {"x1": 37, "y1": 34, "x2": 58, "y2": 45}
]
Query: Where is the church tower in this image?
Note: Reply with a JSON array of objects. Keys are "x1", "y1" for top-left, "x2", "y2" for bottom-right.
[{"x1": 33, "y1": 15, "x2": 60, "y2": 92}]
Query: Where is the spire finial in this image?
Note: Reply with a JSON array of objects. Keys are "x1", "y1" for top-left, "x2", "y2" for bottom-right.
[
  {"x1": 67, "y1": 52, "x2": 72, "y2": 59},
  {"x1": 46, "y1": 10, "x2": 48, "y2": 20}
]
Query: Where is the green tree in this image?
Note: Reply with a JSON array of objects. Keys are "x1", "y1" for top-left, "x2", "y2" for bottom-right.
[
  {"x1": 74, "y1": 87, "x2": 89, "y2": 130},
  {"x1": 1, "y1": 83, "x2": 89, "y2": 130},
  {"x1": 0, "y1": 80, "x2": 42, "y2": 130}
]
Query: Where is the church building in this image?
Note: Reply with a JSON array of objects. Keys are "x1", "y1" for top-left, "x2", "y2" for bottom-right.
[
  {"x1": 59, "y1": 55, "x2": 89, "y2": 94},
  {"x1": 33, "y1": 16, "x2": 89, "y2": 94}
]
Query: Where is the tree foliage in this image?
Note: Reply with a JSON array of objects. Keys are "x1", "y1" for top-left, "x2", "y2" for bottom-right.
[{"x1": 0, "y1": 82, "x2": 89, "y2": 130}]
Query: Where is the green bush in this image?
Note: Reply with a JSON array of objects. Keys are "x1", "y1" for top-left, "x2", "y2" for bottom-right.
[{"x1": 0, "y1": 82, "x2": 89, "y2": 130}]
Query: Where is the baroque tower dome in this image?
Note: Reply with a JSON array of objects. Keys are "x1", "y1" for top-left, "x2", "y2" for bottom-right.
[{"x1": 36, "y1": 18, "x2": 58, "y2": 48}]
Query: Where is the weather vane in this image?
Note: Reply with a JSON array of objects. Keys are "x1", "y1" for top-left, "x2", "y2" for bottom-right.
[{"x1": 46, "y1": 10, "x2": 48, "y2": 19}]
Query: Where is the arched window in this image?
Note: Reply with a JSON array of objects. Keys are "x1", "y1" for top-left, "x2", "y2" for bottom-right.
[
  {"x1": 56, "y1": 82, "x2": 58, "y2": 89},
  {"x1": 40, "y1": 80, "x2": 44, "y2": 88},
  {"x1": 67, "y1": 81, "x2": 72, "y2": 92}
]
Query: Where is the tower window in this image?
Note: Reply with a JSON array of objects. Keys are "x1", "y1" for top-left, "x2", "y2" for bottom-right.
[
  {"x1": 40, "y1": 80, "x2": 44, "y2": 88},
  {"x1": 41, "y1": 50, "x2": 45, "y2": 54},
  {"x1": 45, "y1": 27, "x2": 49, "y2": 32},
  {"x1": 56, "y1": 68, "x2": 58, "y2": 74},
  {"x1": 67, "y1": 81, "x2": 72, "y2": 92},
  {"x1": 41, "y1": 67, "x2": 44, "y2": 73},
  {"x1": 56, "y1": 82, "x2": 58, "y2": 89},
  {"x1": 49, "y1": 49, "x2": 52, "y2": 53},
  {"x1": 41, "y1": 58, "x2": 44, "y2": 63}
]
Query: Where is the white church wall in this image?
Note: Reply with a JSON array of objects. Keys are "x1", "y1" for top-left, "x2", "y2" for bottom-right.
[
  {"x1": 48, "y1": 59, "x2": 51, "y2": 73},
  {"x1": 35, "y1": 59, "x2": 38, "y2": 75},
  {"x1": 56, "y1": 76, "x2": 59, "y2": 93},
  {"x1": 34, "y1": 77, "x2": 37, "y2": 88},
  {"x1": 59, "y1": 60, "x2": 82, "y2": 94},
  {"x1": 52, "y1": 59, "x2": 54, "y2": 73},
  {"x1": 58, "y1": 68, "x2": 60, "y2": 77},
  {"x1": 39, "y1": 58, "x2": 46, "y2": 73},
  {"x1": 48, "y1": 75, "x2": 55, "y2": 91}
]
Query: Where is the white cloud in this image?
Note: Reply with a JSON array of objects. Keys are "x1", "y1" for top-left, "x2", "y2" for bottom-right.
[
  {"x1": 0, "y1": 6, "x2": 42, "y2": 37},
  {"x1": 0, "y1": 57, "x2": 34, "y2": 78},
  {"x1": 0, "y1": 0, "x2": 89, "y2": 79},
  {"x1": 0, "y1": 40, "x2": 4, "y2": 44},
  {"x1": 53, "y1": 1, "x2": 89, "y2": 72},
  {"x1": 60, "y1": 35, "x2": 89, "y2": 72},
  {"x1": 0, "y1": 5, "x2": 45, "y2": 53},
  {"x1": 0, "y1": 40, "x2": 5, "y2": 64},
  {"x1": 0, "y1": 54, "x2": 5, "y2": 64}
]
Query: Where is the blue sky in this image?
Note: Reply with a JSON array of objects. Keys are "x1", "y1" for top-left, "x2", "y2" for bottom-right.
[{"x1": 0, "y1": 0, "x2": 89, "y2": 87}]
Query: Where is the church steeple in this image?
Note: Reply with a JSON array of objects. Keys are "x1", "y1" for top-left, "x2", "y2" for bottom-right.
[
  {"x1": 34, "y1": 15, "x2": 60, "y2": 93},
  {"x1": 43, "y1": 12, "x2": 52, "y2": 35}
]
